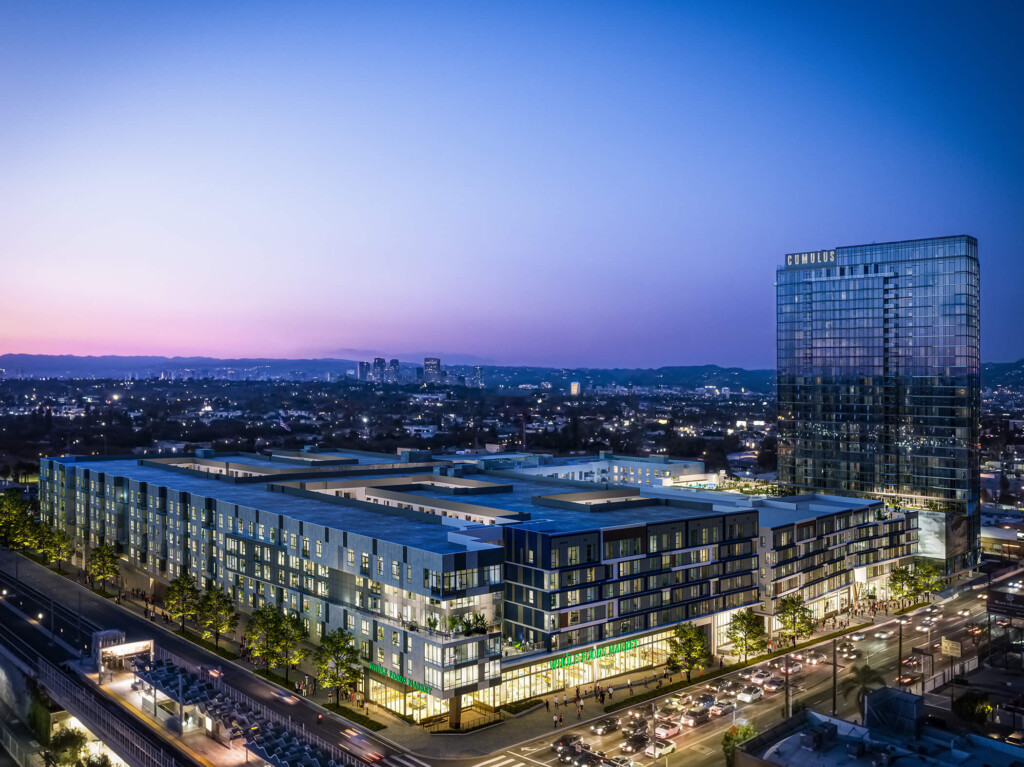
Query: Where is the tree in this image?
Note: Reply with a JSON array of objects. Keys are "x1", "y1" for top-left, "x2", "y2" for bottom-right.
[
  {"x1": 244, "y1": 604, "x2": 309, "y2": 682},
  {"x1": 46, "y1": 728, "x2": 87, "y2": 767},
  {"x1": 913, "y1": 561, "x2": 943, "y2": 601},
  {"x1": 722, "y1": 722, "x2": 757, "y2": 767},
  {"x1": 666, "y1": 623, "x2": 714, "y2": 682},
  {"x1": 776, "y1": 594, "x2": 815, "y2": 646},
  {"x1": 197, "y1": 588, "x2": 239, "y2": 650},
  {"x1": 840, "y1": 664, "x2": 886, "y2": 720},
  {"x1": 0, "y1": 490, "x2": 34, "y2": 549},
  {"x1": 952, "y1": 690, "x2": 991, "y2": 726},
  {"x1": 887, "y1": 566, "x2": 916, "y2": 602},
  {"x1": 726, "y1": 608, "x2": 769, "y2": 662},
  {"x1": 312, "y1": 628, "x2": 362, "y2": 704},
  {"x1": 164, "y1": 573, "x2": 201, "y2": 633},
  {"x1": 86, "y1": 542, "x2": 119, "y2": 594},
  {"x1": 51, "y1": 529, "x2": 73, "y2": 573}
]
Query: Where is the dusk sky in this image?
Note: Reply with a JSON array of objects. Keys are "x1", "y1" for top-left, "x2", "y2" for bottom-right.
[{"x1": 1, "y1": 1, "x2": 1021, "y2": 369}]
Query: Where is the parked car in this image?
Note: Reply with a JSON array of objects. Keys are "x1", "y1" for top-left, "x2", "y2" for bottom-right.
[
  {"x1": 653, "y1": 720, "x2": 681, "y2": 739},
  {"x1": 803, "y1": 650, "x2": 827, "y2": 665},
  {"x1": 751, "y1": 670, "x2": 772, "y2": 685},
  {"x1": 710, "y1": 698, "x2": 736, "y2": 716},
  {"x1": 645, "y1": 740, "x2": 676, "y2": 759},
  {"x1": 874, "y1": 629, "x2": 895, "y2": 639},
  {"x1": 681, "y1": 707, "x2": 711, "y2": 727},
  {"x1": 552, "y1": 735, "x2": 583, "y2": 753},
  {"x1": 619, "y1": 735, "x2": 651, "y2": 755},
  {"x1": 737, "y1": 685, "x2": 763, "y2": 703},
  {"x1": 590, "y1": 719, "x2": 619, "y2": 736},
  {"x1": 849, "y1": 630, "x2": 866, "y2": 641},
  {"x1": 763, "y1": 677, "x2": 786, "y2": 693}
]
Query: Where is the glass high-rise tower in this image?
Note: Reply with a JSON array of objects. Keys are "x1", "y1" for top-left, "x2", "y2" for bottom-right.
[{"x1": 776, "y1": 235, "x2": 980, "y2": 572}]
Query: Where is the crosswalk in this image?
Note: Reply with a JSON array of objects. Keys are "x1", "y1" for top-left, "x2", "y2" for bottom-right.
[
  {"x1": 473, "y1": 755, "x2": 529, "y2": 767},
  {"x1": 384, "y1": 754, "x2": 433, "y2": 767}
]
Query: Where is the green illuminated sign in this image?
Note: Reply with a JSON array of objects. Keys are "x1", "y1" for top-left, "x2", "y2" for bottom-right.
[
  {"x1": 366, "y1": 662, "x2": 432, "y2": 694},
  {"x1": 548, "y1": 639, "x2": 639, "y2": 670}
]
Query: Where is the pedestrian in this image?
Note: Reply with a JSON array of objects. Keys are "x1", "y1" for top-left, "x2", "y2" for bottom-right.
[
  {"x1": 546, "y1": 699, "x2": 550, "y2": 711},
  {"x1": 628, "y1": 679, "x2": 633, "y2": 693},
  {"x1": 559, "y1": 714, "x2": 563, "y2": 727},
  {"x1": 577, "y1": 706, "x2": 581, "y2": 720},
  {"x1": 553, "y1": 714, "x2": 558, "y2": 729},
  {"x1": 563, "y1": 694, "x2": 568, "y2": 707}
]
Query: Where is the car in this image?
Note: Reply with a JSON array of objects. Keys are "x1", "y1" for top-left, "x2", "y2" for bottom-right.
[
  {"x1": 710, "y1": 698, "x2": 736, "y2": 716},
  {"x1": 902, "y1": 655, "x2": 923, "y2": 668},
  {"x1": 627, "y1": 703, "x2": 656, "y2": 721},
  {"x1": 895, "y1": 673, "x2": 922, "y2": 687},
  {"x1": 956, "y1": 608, "x2": 970, "y2": 618},
  {"x1": 552, "y1": 735, "x2": 583, "y2": 753},
  {"x1": 653, "y1": 720, "x2": 681, "y2": 739},
  {"x1": 718, "y1": 680, "x2": 741, "y2": 694},
  {"x1": 925, "y1": 605, "x2": 940, "y2": 615},
  {"x1": 997, "y1": 618, "x2": 1011, "y2": 628},
  {"x1": 619, "y1": 735, "x2": 651, "y2": 755},
  {"x1": 738, "y1": 667, "x2": 757, "y2": 680},
  {"x1": 601, "y1": 757, "x2": 634, "y2": 767},
  {"x1": 763, "y1": 677, "x2": 787, "y2": 693},
  {"x1": 737, "y1": 685, "x2": 763, "y2": 703},
  {"x1": 668, "y1": 692, "x2": 693, "y2": 707},
  {"x1": 621, "y1": 719, "x2": 649, "y2": 737},
  {"x1": 837, "y1": 641, "x2": 856, "y2": 653},
  {"x1": 340, "y1": 729, "x2": 384, "y2": 762},
  {"x1": 751, "y1": 670, "x2": 772, "y2": 685},
  {"x1": 915, "y1": 623, "x2": 932, "y2": 632},
  {"x1": 645, "y1": 740, "x2": 676, "y2": 759},
  {"x1": 655, "y1": 702, "x2": 686, "y2": 719},
  {"x1": 590, "y1": 719, "x2": 619, "y2": 736},
  {"x1": 896, "y1": 616, "x2": 912, "y2": 625},
  {"x1": 803, "y1": 650, "x2": 827, "y2": 665},
  {"x1": 777, "y1": 660, "x2": 802, "y2": 675},
  {"x1": 874, "y1": 629, "x2": 895, "y2": 639},
  {"x1": 791, "y1": 650, "x2": 807, "y2": 661},
  {"x1": 706, "y1": 679, "x2": 733, "y2": 693},
  {"x1": 849, "y1": 630, "x2": 866, "y2": 641},
  {"x1": 573, "y1": 750, "x2": 606, "y2": 767},
  {"x1": 681, "y1": 707, "x2": 711, "y2": 727},
  {"x1": 841, "y1": 648, "x2": 863, "y2": 660},
  {"x1": 274, "y1": 691, "x2": 300, "y2": 704},
  {"x1": 694, "y1": 693, "x2": 717, "y2": 709},
  {"x1": 1004, "y1": 731, "x2": 1024, "y2": 747}
]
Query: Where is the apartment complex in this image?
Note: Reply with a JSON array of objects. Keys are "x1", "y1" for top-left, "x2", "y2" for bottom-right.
[
  {"x1": 777, "y1": 235, "x2": 981, "y2": 572},
  {"x1": 39, "y1": 448, "x2": 912, "y2": 726}
]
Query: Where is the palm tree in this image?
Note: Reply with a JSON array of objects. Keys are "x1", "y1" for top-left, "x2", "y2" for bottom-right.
[{"x1": 841, "y1": 664, "x2": 886, "y2": 721}]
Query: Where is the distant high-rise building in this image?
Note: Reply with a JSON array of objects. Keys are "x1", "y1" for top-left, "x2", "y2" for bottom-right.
[
  {"x1": 388, "y1": 359, "x2": 400, "y2": 383},
  {"x1": 372, "y1": 357, "x2": 386, "y2": 382},
  {"x1": 777, "y1": 235, "x2": 980, "y2": 572},
  {"x1": 415, "y1": 366, "x2": 424, "y2": 382},
  {"x1": 424, "y1": 357, "x2": 442, "y2": 383},
  {"x1": 473, "y1": 365, "x2": 485, "y2": 389},
  {"x1": 570, "y1": 381, "x2": 581, "y2": 396},
  {"x1": 357, "y1": 361, "x2": 371, "y2": 381}
]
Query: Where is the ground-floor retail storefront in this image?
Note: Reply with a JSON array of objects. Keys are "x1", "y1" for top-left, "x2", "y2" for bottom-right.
[{"x1": 363, "y1": 628, "x2": 682, "y2": 725}]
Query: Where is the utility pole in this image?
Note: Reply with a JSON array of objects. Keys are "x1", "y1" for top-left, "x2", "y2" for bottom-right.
[
  {"x1": 949, "y1": 654, "x2": 955, "y2": 706},
  {"x1": 898, "y1": 621, "x2": 903, "y2": 668},
  {"x1": 785, "y1": 653, "x2": 791, "y2": 719},
  {"x1": 832, "y1": 638, "x2": 838, "y2": 716}
]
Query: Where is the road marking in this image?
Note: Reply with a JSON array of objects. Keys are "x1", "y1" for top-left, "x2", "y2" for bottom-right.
[
  {"x1": 476, "y1": 756, "x2": 514, "y2": 767},
  {"x1": 518, "y1": 752, "x2": 556, "y2": 767},
  {"x1": 391, "y1": 756, "x2": 432, "y2": 767}
]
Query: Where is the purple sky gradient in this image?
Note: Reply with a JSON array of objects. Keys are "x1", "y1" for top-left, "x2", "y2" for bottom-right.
[{"x1": 1, "y1": 1, "x2": 1021, "y2": 368}]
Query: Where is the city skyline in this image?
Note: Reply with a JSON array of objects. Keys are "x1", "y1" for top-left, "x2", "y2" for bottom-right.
[{"x1": 2, "y1": 2, "x2": 1023, "y2": 368}]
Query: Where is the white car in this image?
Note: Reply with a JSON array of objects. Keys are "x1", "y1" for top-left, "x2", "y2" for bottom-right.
[
  {"x1": 874, "y1": 629, "x2": 895, "y2": 640},
  {"x1": 803, "y1": 650, "x2": 827, "y2": 665},
  {"x1": 915, "y1": 623, "x2": 932, "y2": 632},
  {"x1": 777, "y1": 660, "x2": 802, "y2": 675},
  {"x1": 654, "y1": 720, "x2": 680, "y2": 739},
  {"x1": 849, "y1": 630, "x2": 866, "y2": 641},
  {"x1": 751, "y1": 670, "x2": 772, "y2": 685},
  {"x1": 957, "y1": 609, "x2": 970, "y2": 618},
  {"x1": 737, "y1": 685, "x2": 763, "y2": 703},
  {"x1": 645, "y1": 740, "x2": 676, "y2": 759}
]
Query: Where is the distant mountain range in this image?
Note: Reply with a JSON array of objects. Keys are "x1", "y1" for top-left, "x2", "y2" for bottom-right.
[{"x1": 1, "y1": 354, "x2": 1019, "y2": 391}]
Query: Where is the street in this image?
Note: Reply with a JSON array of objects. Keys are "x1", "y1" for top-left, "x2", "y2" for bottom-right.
[{"x1": 463, "y1": 589, "x2": 992, "y2": 767}]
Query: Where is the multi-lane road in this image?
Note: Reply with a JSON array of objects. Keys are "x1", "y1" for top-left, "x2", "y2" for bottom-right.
[{"x1": 465, "y1": 588, "x2": 994, "y2": 767}]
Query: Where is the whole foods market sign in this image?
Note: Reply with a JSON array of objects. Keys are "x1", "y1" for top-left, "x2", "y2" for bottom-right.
[
  {"x1": 549, "y1": 639, "x2": 639, "y2": 670},
  {"x1": 366, "y1": 662, "x2": 432, "y2": 694}
]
